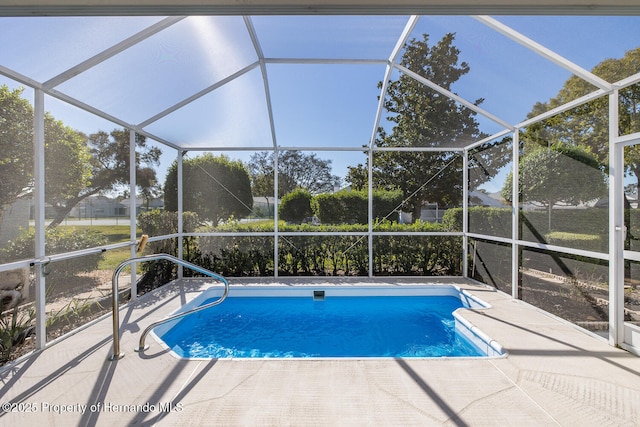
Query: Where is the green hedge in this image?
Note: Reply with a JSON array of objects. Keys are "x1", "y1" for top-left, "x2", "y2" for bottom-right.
[
  {"x1": 445, "y1": 207, "x2": 512, "y2": 236},
  {"x1": 314, "y1": 191, "x2": 367, "y2": 224},
  {"x1": 184, "y1": 219, "x2": 461, "y2": 277},
  {"x1": 138, "y1": 206, "x2": 622, "y2": 278},
  {"x1": 136, "y1": 208, "x2": 463, "y2": 277},
  {"x1": 136, "y1": 210, "x2": 204, "y2": 291},
  {"x1": 447, "y1": 206, "x2": 613, "y2": 253},
  {"x1": 135, "y1": 207, "x2": 622, "y2": 280},
  {"x1": 0, "y1": 228, "x2": 107, "y2": 279},
  {"x1": 521, "y1": 209, "x2": 608, "y2": 250},
  {"x1": 313, "y1": 190, "x2": 403, "y2": 224}
]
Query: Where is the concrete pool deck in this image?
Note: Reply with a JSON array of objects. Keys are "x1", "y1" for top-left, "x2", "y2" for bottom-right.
[{"x1": 1, "y1": 278, "x2": 639, "y2": 426}]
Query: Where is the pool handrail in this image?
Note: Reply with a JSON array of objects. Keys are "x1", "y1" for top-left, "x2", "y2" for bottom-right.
[{"x1": 109, "y1": 253, "x2": 229, "y2": 360}]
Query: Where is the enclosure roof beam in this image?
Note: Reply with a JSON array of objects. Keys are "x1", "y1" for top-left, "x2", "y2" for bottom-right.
[
  {"x1": 615, "y1": 72, "x2": 640, "y2": 89},
  {"x1": 516, "y1": 88, "x2": 608, "y2": 129},
  {"x1": 176, "y1": 145, "x2": 465, "y2": 152},
  {"x1": 136, "y1": 57, "x2": 378, "y2": 139},
  {"x1": 46, "y1": 88, "x2": 182, "y2": 149},
  {"x1": 395, "y1": 64, "x2": 515, "y2": 131},
  {"x1": 465, "y1": 128, "x2": 513, "y2": 151},
  {"x1": 137, "y1": 62, "x2": 260, "y2": 128},
  {"x1": 0, "y1": 64, "x2": 43, "y2": 89},
  {"x1": 474, "y1": 15, "x2": 613, "y2": 92},
  {"x1": 245, "y1": 16, "x2": 279, "y2": 150},
  {"x1": 42, "y1": 16, "x2": 185, "y2": 90},
  {"x1": 369, "y1": 15, "x2": 420, "y2": 149},
  {"x1": 264, "y1": 58, "x2": 387, "y2": 65},
  {"x1": 0, "y1": 61, "x2": 181, "y2": 149}
]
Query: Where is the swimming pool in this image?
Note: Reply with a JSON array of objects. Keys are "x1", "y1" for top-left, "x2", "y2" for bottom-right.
[{"x1": 153, "y1": 285, "x2": 505, "y2": 359}]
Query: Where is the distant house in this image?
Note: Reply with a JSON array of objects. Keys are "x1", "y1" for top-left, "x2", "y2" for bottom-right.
[
  {"x1": 468, "y1": 190, "x2": 508, "y2": 208},
  {"x1": 69, "y1": 195, "x2": 164, "y2": 218},
  {"x1": 399, "y1": 190, "x2": 509, "y2": 223},
  {"x1": 399, "y1": 202, "x2": 446, "y2": 224},
  {"x1": 119, "y1": 196, "x2": 164, "y2": 215},
  {"x1": 70, "y1": 195, "x2": 126, "y2": 219},
  {"x1": 252, "y1": 196, "x2": 277, "y2": 217},
  {"x1": 594, "y1": 194, "x2": 637, "y2": 209}
]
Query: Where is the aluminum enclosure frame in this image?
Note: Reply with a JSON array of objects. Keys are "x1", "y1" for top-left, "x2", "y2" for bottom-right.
[{"x1": 0, "y1": 10, "x2": 639, "y2": 357}]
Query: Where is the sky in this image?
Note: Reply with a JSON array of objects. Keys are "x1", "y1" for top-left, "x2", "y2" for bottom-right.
[{"x1": 1, "y1": 15, "x2": 639, "y2": 194}]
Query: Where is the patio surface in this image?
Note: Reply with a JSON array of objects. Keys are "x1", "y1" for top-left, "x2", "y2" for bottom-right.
[{"x1": 1, "y1": 277, "x2": 639, "y2": 426}]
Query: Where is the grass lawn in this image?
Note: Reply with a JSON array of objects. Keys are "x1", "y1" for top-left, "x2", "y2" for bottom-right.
[{"x1": 59, "y1": 225, "x2": 141, "y2": 270}]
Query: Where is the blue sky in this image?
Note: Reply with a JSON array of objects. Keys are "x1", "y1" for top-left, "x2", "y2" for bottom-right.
[{"x1": 1, "y1": 15, "x2": 639, "y2": 192}]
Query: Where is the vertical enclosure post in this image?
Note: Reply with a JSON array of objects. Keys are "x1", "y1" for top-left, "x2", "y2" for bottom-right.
[
  {"x1": 511, "y1": 129, "x2": 520, "y2": 300},
  {"x1": 609, "y1": 90, "x2": 624, "y2": 346},
  {"x1": 462, "y1": 148, "x2": 469, "y2": 277},
  {"x1": 368, "y1": 147, "x2": 374, "y2": 278},
  {"x1": 177, "y1": 150, "x2": 184, "y2": 278},
  {"x1": 129, "y1": 129, "x2": 138, "y2": 298},
  {"x1": 273, "y1": 147, "x2": 279, "y2": 277},
  {"x1": 33, "y1": 89, "x2": 46, "y2": 349}
]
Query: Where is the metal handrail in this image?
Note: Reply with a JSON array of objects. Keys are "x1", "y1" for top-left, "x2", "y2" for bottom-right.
[{"x1": 109, "y1": 253, "x2": 229, "y2": 360}]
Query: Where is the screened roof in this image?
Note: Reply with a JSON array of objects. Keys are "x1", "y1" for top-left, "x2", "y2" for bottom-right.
[{"x1": 1, "y1": 14, "x2": 639, "y2": 154}]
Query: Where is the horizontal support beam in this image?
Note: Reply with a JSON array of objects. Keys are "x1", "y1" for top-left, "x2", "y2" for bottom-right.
[
  {"x1": 467, "y1": 232, "x2": 610, "y2": 261},
  {"x1": 2, "y1": 1, "x2": 640, "y2": 16}
]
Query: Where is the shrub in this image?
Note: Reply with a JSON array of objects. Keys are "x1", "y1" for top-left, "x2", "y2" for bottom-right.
[
  {"x1": 197, "y1": 220, "x2": 276, "y2": 276},
  {"x1": 136, "y1": 210, "x2": 203, "y2": 292},
  {"x1": 314, "y1": 191, "x2": 365, "y2": 224},
  {"x1": 137, "y1": 209, "x2": 202, "y2": 235},
  {"x1": 0, "y1": 303, "x2": 35, "y2": 365},
  {"x1": 372, "y1": 190, "x2": 404, "y2": 222},
  {"x1": 0, "y1": 227, "x2": 107, "y2": 279},
  {"x1": 164, "y1": 154, "x2": 253, "y2": 224},
  {"x1": 314, "y1": 190, "x2": 403, "y2": 224},
  {"x1": 279, "y1": 189, "x2": 313, "y2": 224},
  {"x1": 443, "y1": 207, "x2": 511, "y2": 235}
]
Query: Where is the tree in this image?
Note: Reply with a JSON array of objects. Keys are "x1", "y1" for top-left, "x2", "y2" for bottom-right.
[
  {"x1": 345, "y1": 164, "x2": 368, "y2": 191},
  {"x1": 502, "y1": 143, "x2": 607, "y2": 229},
  {"x1": 346, "y1": 33, "x2": 510, "y2": 222},
  {"x1": 44, "y1": 118, "x2": 92, "y2": 218},
  {"x1": 164, "y1": 153, "x2": 253, "y2": 225},
  {"x1": 247, "y1": 151, "x2": 275, "y2": 198},
  {"x1": 248, "y1": 150, "x2": 341, "y2": 198},
  {"x1": 136, "y1": 167, "x2": 163, "y2": 210},
  {"x1": 0, "y1": 86, "x2": 34, "y2": 221},
  {"x1": 0, "y1": 85, "x2": 93, "y2": 227},
  {"x1": 525, "y1": 47, "x2": 640, "y2": 187},
  {"x1": 47, "y1": 129, "x2": 161, "y2": 227}
]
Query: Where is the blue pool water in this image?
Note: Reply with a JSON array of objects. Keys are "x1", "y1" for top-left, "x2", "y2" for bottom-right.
[{"x1": 158, "y1": 295, "x2": 485, "y2": 358}]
